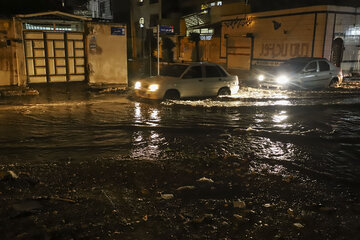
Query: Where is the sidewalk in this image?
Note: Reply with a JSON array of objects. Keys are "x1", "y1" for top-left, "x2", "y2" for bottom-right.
[
  {"x1": 0, "y1": 83, "x2": 128, "y2": 98},
  {"x1": 0, "y1": 86, "x2": 39, "y2": 97}
]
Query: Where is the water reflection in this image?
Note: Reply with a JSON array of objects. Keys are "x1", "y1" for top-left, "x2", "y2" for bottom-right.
[
  {"x1": 272, "y1": 110, "x2": 290, "y2": 129},
  {"x1": 133, "y1": 102, "x2": 161, "y2": 126},
  {"x1": 131, "y1": 103, "x2": 165, "y2": 160},
  {"x1": 250, "y1": 162, "x2": 289, "y2": 176},
  {"x1": 250, "y1": 136, "x2": 296, "y2": 161},
  {"x1": 148, "y1": 108, "x2": 160, "y2": 126},
  {"x1": 273, "y1": 111, "x2": 288, "y2": 123},
  {"x1": 130, "y1": 130, "x2": 166, "y2": 160},
  {"x1": 134, "y1": 102, "x2": 142, "y2": 123}
]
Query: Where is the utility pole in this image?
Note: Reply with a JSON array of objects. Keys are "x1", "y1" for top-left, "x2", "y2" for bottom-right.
[{"x1": 157, "y1": 24, "x2": 160, "y2": 76}]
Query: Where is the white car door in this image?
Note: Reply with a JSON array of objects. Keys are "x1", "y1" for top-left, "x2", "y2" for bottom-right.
[
  {"x1": 178, "y1": 65, "x2": 204, "y2": 97},
  {"x1": 203, "y1": 65, "x2": 229, "y2": 96},
  {"x1": 317, "y1": 60, "x2": 334, "y2": 88},
  {"x1": 300, "y1": 61, "x2": 319, "y2": 89}
]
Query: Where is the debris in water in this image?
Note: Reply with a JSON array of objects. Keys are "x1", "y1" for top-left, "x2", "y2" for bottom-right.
[
  {"x1": 160, "y1": 193, "x2": 174, "y2": 200},
  {"x1": 197, "y1": 177, "x2": 214, "y2": 183},
  {"x1": 287, "y1": 208, "x2": 295, "y2": 217},
  {"x1": 293, "y1": 223, "x2": 304, "y2": 228},
  {"x1": 233, "y1": 200, "x2": 246, "y2": 209},
  {"x1": 176, "y1": 186, "x2": 196, "y2": 191}
]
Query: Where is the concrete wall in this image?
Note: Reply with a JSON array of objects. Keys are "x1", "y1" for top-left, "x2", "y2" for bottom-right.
[
  {"x1": 86, "y1": 23, "x2": 128, "y2": 85},
  {"x1": 221, "y1": 5, "x2": 360, "y2": 73},
  {"x1": 0, "y1": 19, "x2": 11, "y2": 86},
  {"x1": 178, "y1": 37, "x2": 226, "y2": 65},
  {"x1": 0, "y1": 18, "x2": 26, "y2": 86},
  {"x1": 222, "y1": 9, "x2": 325, "y2": 67}
]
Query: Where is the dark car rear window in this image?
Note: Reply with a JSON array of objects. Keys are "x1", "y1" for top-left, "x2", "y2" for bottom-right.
[
  {"x1": 160, "y1": 64, "x2": 188, "y2": 77},
  {"x1": 278, "y1": 60, "x2": 309, "y2": 73},
  {"x1": 319, "y1": 61, "x2": 330, "y2": 71}
]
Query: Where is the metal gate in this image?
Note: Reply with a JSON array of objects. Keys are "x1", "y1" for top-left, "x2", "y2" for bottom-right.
[
  {"x1": 24, "y1": 31, "x2": 85, "y2": 83},
  {"x1": 227, "y1": 36, "x2": 251, "y2": 70}
]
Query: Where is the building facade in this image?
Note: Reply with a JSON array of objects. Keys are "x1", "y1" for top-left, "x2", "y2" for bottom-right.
[
  {"x1": 69, "y1": 0, "x2": 113, "y2": 20},
  {"x1": 0, "y1": 11, "x2": 127, "y2": 86},
  {"x1": 130, "y1": 0, "x2": 162, "y2": 58},
  {"x1": 88, "y1": 0, "x2": 113, "y2": 20},
  {"x1": 176, "y1": 4, "x2": 360, "y2": 76},
  {"x1": 221, "y1": 5, "x2": 360, "y2": 74}
]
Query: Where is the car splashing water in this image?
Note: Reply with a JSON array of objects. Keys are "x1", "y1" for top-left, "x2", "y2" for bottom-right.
[{"x1": 0, "y1": 87, "x2": 360, "y2": 185}]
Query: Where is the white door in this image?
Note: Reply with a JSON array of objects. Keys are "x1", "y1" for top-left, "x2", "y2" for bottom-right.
[
  {"x1": 178, "y1": 65, "x2": 204, "y2": 97},
  {"x1": 300, "y1": 61, "x2": 319, "y2": 89},
  {"x1": 317, "y1": 60, "x2": 334, "y2": 88},
  {"x1": 203, "y1": 65, "x2": 229, "y2": 96}
]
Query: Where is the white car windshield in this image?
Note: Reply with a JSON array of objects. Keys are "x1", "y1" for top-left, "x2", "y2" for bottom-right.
[{"x1": 160, "y1": 64, "x2": 188, "y2": 77}]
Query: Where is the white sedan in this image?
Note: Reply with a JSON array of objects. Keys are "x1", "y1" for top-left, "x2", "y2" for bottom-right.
[{"x1": 134, "y1": 62, "x2": 239, "y2": 100}]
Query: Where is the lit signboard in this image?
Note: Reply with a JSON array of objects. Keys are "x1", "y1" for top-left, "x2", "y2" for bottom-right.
[
  {"x1": 111, "y1": 27, "x2": 125, "y2": 36},
  {"x1": 159, "y1": 25, "x2": 174, "y2": 34}
]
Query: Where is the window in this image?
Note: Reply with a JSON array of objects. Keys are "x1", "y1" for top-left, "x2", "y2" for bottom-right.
[
  {"x1": 150, "y1": 14, "x2": 159, "y2": 27},
  {"x1": 205, "y1": 66, "x2": 227, "y2": 77},
  {"x1": 160, "y1": 64, "x2": 188, "y2": 77},
  {"x1": 319, "y1": 61, "x2": 330, "y2": 71},
  {"x1": 217, "y1": 67, "x2": 227, "y2": 77},
  {"x1": 205, "y1": 66, "x2": 220, "y2": 77},
  {"x1": 182, "y1": 66, "x2": 202, "y2": 79},
  {"x1": 139, "y1": 17, "x2": 144, "y2": 28},
  {"x1": 304, "y1": 62, "x2": 317, "y2": 72},
  {"x1": 150, "y1": 0, "x2": 158, "y2": 4},
  {"x1": 99, "y1": 2, "x2": 105, "y2": 15},
  {"x1": 137, "y1": 0, "x2": 144, "y2": 6}
]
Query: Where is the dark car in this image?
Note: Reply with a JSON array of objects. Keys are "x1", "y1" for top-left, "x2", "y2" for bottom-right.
[{"x1": 254, "y1": 57, "x2": 343, "y2": 90}]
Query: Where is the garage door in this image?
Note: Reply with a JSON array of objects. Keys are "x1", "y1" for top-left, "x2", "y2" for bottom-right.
[
  {"x1": 227, "y1": 36, "x2": 251, "y2": 70},
  {"x1": 24, "y1": 32, "x2": 85, "y2": 83}
]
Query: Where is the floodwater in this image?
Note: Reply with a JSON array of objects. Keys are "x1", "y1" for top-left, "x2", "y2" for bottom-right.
[{"x1": 0, "y1": 86, "x2": 360, "y2": 186}]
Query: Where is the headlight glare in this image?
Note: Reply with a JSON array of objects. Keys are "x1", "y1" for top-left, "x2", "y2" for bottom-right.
[
  {"x1": 258, "y1": 74, "x2": 265, "y2": 81},
  {"x1": 134, "y1": 81, "x2": 141, "y2": 89},
  {"x1": 276, "y1": 75, "x2": 289, "y2": 84},
  {"x1": 148, "y1": 84, "x2": 159, "y2": 92}
]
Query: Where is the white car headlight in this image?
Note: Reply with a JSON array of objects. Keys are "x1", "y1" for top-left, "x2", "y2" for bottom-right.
[
  {"x1": 134, "y1": 81, "x2": 141, "y2": 89},
  {"x1": 148, "y1": 84, "x2": 159, "y2": 92},
  {"x1": 276, "y1": 75, "x2": 289, "y2": 84},
  {"x1": 258, "y1": 74, "x2": 265, "y2": 81}
]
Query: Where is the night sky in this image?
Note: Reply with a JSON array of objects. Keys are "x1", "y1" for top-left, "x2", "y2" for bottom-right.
[{"x1": 1, "y1": 0, "x2": 360, "y2": 18}]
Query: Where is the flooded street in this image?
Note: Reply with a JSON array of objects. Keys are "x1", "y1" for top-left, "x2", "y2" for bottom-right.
[
  {"x1": 1, "y1": 87, "x2": 360, "y2": 182},
  {"x1": 0, "y1": 86, "x2": 360, "y2": 239}
]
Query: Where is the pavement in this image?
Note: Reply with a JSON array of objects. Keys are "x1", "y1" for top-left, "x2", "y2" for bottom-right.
[
  {"x1": 0, "y1": 83, "x2": 128, "y2": 99},
  {"x1": 0, "y1": 86, "x2": 39, "y2": 97}
]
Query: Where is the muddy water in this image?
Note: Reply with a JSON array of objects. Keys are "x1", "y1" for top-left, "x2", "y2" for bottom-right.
[{"x1": 0, "y1": 87, "x2": 359, "y2": 185}]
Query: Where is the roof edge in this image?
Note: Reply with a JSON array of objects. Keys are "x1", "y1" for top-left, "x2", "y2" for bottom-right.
[{"x1": 16, "y1": 11, "x2": 91, "y2": 21}]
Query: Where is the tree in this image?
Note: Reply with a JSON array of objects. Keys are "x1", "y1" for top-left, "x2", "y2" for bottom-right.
[
  {"x1": 189, "y1": 32, "x2": 201, "y2": 62},
  {"x1": 161, "y1": 37, "x2": 175, "y2": 62}
]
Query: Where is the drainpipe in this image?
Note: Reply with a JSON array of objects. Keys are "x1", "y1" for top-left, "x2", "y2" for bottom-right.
[
  {"x1": 12, "y1": 17, "x2": 21, "y2": 86},
  {"x1": 246, "y1": 32, "x2": 254, "y2": 70},
  {"x1": 224, "y1": 34, "x2": 229, "y2": 69}
]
